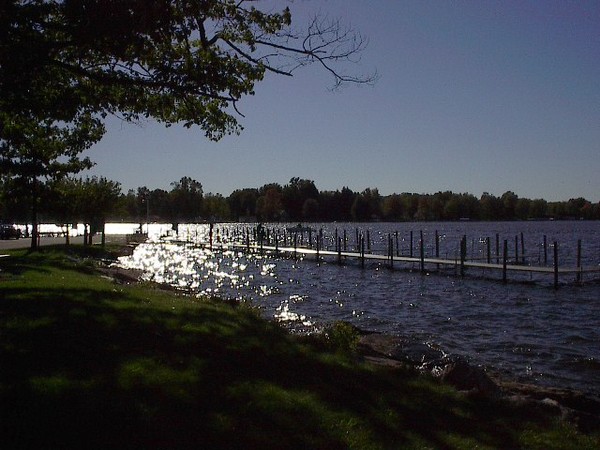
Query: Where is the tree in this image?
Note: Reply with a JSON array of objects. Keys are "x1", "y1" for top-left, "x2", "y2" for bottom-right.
[
  {"x1": 45, "y1": 176, "x2": 121, "y2": 246},
  {"x1": 382, "y1": 194, "x2": 404, "y2": 221},
  {"x1": 1, "y1": 1, "x2": 374, "y2": 141},
  {"x1": 529, "y1": 199, "x2": 548, "y2": 219},
  {"x1": 0, "y1": 114, "x2": 103, "y2": 248},
  {"x1": 170, "y1": 177, "x2": 204, "y2": 222},
  {"x1": 256, "y1": 187, "x2": 283, "y2": 221},
  {"x1": 282, "y1": 178, "x2": 319, "y2": 221},
  {"x1": 2, "y1": 1, "x2": 373, "y2": 243},
  {"x1": 302, "y1": 198, "x2": 319, "y2": 220},
  {"x1": 320, "y1": 187, "x2": 356, "y2": 221},
  {"x1": 228, "y1": 188, "x2": 258, "y2": 220},
  {"x1": 351, "y1": 188, "x2": 381, "y2": 221},
  {"x1": 515, "y1": 198, "x2": 531, "y2": 220},
  {"x1": 204, "y1": 193, "x2": 231, "y2": 220},
  {"x1": 480, "y1": 192, "x2": 503, "y2": 221},
  {"x1": 501, "y1": 191, "x2": 519, "y2": 220}
]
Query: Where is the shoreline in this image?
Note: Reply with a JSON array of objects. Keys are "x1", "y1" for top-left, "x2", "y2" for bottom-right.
[{"x1": 96, "y1": 247, "x2": 600, "y2": 432}]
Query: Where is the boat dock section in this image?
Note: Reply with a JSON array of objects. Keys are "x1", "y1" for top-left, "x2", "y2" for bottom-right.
[{"x1": 220, "y1": 240, "x2": 600, "y2": 289}]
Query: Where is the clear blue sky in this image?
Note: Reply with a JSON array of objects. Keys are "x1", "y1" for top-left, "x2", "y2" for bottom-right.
[{"x1": 84, "y1": 0, "x2": 600, "y2": 202}]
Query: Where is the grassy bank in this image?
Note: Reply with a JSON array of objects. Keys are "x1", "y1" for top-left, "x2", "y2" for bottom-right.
[{"x1": 1, "y1": 246, "x2": 598, "y2": 449}]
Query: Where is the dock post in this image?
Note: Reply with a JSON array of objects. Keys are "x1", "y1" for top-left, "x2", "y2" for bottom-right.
[
  {"x1": 543, "y1": 235, "x2": 548, "y2": 265},
  {"x1": 343, "y1": 229, "x2": 347, "y2": 252},
  {"x1": 337, "y1": 237, "x2": 342, "y2": 265},
  {"x1": 486, "y1": 237, "x2": 491, "y2": 264},
  {"x1": 435, "y1": 230, "x2": 440, "y2": 271},
  {"x1": 355, "y1": 228, "x2": 359, "y2": 251},
  {"x1": 576, "y1": 239, "x2": 582, "y2": 283},
  {"x1": 395, "y1": 231, "x2": 400, "y2": 257},
  {"x1": 553, "y1": 241, "x2": 559, "y2": 289},
  {"x1": 496, "y1": 233, "x2": 500, "y2": 264},
  {"x1": 275, "y1": 234, "x2": 279, "y2": 255},
  {"x1": 316, "y1": 235, "x2": 320, "y2": 261},
  {"x1": 520, "y1": 232, "x2": 525, "y2": 264},
  {"x1": 367, "y1": 230, "x2": 371, "y2": 252},
  {"x1": 460, "y1": 235, "x2": 466, "y2": 277},
  {"x1": 246, "y1": 232, "x2": 250, "y2": 252},
  {"x1": 389, "y1": 234, "x2": 394, "y2": 269},
  {"x1": 515, "y1": 235, "x2": 519, "y2": 264},
  {"x1": 420, "y1": 231, "x2": 425, "y2": 273},
  {"x1": 502, "y1": 240, "x2": 508, "y2": 283},
  {"x1": 410, "y1": 231, "x2": 414, "y2": 258},
  {"x1": 293, "y1": 233, "x2": 297, "y2": 259},
  {"x1": 334, "y1": 228, "x2": 338, "y2": 251},
  {"x1": 361, "y1": 236, "x2": 365, "y2": 269}
]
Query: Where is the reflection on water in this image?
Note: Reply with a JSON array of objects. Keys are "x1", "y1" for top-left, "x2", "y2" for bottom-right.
[{"x1": 117, "y1": 221, "x2": 600, "y2": 396}]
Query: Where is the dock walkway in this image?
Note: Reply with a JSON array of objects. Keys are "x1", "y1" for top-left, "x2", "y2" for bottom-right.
[{"x1": 221, "y1": 241, "x2": 600, "y2": 288}]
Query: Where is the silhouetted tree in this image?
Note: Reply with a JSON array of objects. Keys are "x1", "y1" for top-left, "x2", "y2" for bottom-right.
[{"x1": 170, "y1": 177, "x2": 204, "y2": 222}]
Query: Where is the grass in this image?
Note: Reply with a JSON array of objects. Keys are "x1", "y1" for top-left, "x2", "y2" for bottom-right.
[{"x1": 1, "y1": 245, "x2": 598, "y2": 449}]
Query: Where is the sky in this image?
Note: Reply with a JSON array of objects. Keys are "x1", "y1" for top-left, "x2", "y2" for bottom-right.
[{"x1": 84, "y1": 0, "x2": 600, "y2": 202}]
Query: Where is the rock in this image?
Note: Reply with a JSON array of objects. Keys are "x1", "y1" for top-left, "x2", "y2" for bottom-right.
[
  {"x1": 438, "y1": 359, "x2": 500, "y2": 396},
  {"x1": 97, "y1": 266, "x2": 145, "y2": 284}
]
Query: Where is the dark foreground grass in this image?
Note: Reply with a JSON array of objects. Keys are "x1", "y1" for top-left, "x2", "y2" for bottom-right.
[{"x1": 1, "y1": 246, "x2": 598, "y2": 449}]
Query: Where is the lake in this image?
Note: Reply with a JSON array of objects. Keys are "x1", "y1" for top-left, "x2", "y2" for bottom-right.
[{"x1": 117, "y1": 221, "x2": 600, "y2": 396}]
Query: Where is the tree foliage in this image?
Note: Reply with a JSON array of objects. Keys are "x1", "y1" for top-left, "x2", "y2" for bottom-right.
[
  {"x1": 1, "y1": 1, "x2": 374, "y2": 247},
  {"x1": 1, "y1": 0, "x2": 374, "y2": 140}
]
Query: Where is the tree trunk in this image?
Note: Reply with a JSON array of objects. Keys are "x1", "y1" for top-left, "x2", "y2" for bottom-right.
[
  {"x1": 101, "y1": 222, "x2": 106, "y2": 247},
  {"x1": 30, "y1": 178, "x2": 39, "y2": 250}
]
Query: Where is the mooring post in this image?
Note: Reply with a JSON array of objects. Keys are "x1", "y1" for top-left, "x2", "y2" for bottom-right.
[
  {"x1": 420, "y1": 230, "x2": 425, "y2": 273},
  {"x1": 293, "y1": 233, "x2": 297, "y2": 259},
  {"x1": 543, "y1": 235, "x2": 548, "y2": 266},
  {"x1": 520, "y1": 232, "x2": 526, "y2": 264},
  {"x1": 337, "y1": 237, "x2": 342, "y2": 265},
  {"x1": 260, "y1": 231, "x2": 263, "y2": 254},
  {"x1": 410, "y1": 231, "x2": 414, "y2": 258},
  {"x1": 496, "y1": 233, "x2": 500, "y2": 264},
  {"x1": 553, "y1": 241, "x2": 559, "y2": 289},
  {"x1": 435, "y1": 230, "x2": 440, "y2": 271},
  {"x1": 316, "y1": 235, "x2": 320, "y2": 261},
  {"x1": 502, "y1": 240, "x2": 508, "y2": 283},
  {"x1": 389, "y1": 234, "x2": 394, "y2": 269},
  {"x1": 576, "y1": 239, "x2": 582, "y2": 283},
  {"x1": 515, "y1": 235, "x2": 519, "y2": 264},
  {"x1": 460, "y1": 235, "x2": 466, "y2": 277},
  {"x1": 246, "y1": 231, "x2": 250, "y2": 252},
  {"x1": 486, "y1": 237, "x2": 491, "y2": 264},
  {"x1": 343, "y1": 229, "x2": 347, "y2": 252},
  {"x1": 361, "y1": 235, "x2": 365, "y2": 269},
  {"x1": 355, "y1": 228, "x2": 359, "y2": 251},
  {"x1": 395, "y1": 231, "x2": 400, "y2": 257},
  {"x1": 334, "y1": 228, "x2": 338, "y2": 250},
  {"x1": 367, "y1": 230, "x2": 371, "y2": 252}
]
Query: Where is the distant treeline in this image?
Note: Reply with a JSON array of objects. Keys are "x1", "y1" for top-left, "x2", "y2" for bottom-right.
[
  {"x1": 2, "y1": 176, "x2": 599, "y2": 225},
  {"x1": 101, "y1": 177, "x2": 600, "y2": 223}
]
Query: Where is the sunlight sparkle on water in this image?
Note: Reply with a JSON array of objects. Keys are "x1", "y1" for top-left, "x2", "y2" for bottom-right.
[{"x1": 274, "y1": 298, "x2": 313, "y2": 326}]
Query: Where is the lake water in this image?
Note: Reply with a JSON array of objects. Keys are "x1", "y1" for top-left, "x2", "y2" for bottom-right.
[{"x1": 117, "y1": 221, "x2": 600, "y2": 396}]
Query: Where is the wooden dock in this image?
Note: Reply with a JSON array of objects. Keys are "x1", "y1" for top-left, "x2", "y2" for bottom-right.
[
  {"x1": 219, "y1": 241, "x2": 600, "y2": 289},
  {"x1": 183, "y1": 224, "x2": 600, "y2": 289}
]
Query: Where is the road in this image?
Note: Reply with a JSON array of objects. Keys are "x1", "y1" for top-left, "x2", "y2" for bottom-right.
[{"x1": 0, "y1": 235, "x2": 128, "y2": 251}]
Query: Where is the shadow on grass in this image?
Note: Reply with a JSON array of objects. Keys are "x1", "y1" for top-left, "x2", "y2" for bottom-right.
[{"x1": 1, "y1": 255, "x2": 595, "y2": 449}]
